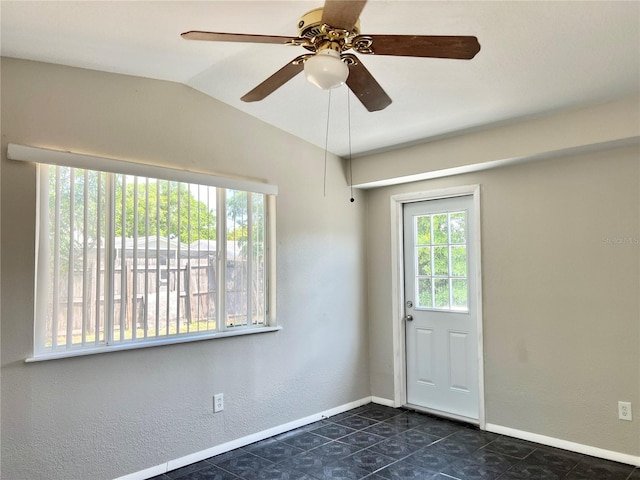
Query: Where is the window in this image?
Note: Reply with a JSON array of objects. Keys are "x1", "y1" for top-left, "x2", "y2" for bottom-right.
[
  {"x1": 414, "y1": 211, "x2": 469, "y2": 311},
  {"x1": 14, "y1": 144, "x2": 277, "y2": 360}
]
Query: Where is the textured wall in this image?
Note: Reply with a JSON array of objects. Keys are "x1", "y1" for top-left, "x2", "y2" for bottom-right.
[
  {"x1": 351, "y1": 96, "x2": 640, "y2": 188},
  {"x1": 0, "y1": 58, "x2": 370, "y2": 480},
  {"x1": 365, "y1": 144, "x2": 640, "y2": 456}
]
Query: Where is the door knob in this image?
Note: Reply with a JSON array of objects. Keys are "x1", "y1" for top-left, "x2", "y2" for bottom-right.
[{"x1": 405, "y1": 315, "x2": 413, "y2": 322}]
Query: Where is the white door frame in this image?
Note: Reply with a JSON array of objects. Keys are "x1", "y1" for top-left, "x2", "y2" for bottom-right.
[{"x1": 389, "y1": 184, "x2": 485, "y2": 429}]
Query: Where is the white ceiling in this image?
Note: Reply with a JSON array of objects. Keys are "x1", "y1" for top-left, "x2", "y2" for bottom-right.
[{"x1": 1, "y1": 1, "x2": 639, "y2": 157}]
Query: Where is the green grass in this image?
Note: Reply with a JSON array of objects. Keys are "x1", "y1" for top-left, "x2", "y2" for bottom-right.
[
  {"x1": 46, "y1": 314, "x2": 266, "y2": 348},
  {"x1": 46, "y1": 319, "x2": 218, "y2": 347}
]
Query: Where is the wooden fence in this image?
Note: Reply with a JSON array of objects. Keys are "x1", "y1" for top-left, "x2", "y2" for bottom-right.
[{"x1": 52, "y1": 257, "x2": 235, "y2": 336}]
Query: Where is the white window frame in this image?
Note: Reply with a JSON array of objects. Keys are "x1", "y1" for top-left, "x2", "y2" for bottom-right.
[{"x1": 8, "y1": 144, "x2": 279, "y2": 362}]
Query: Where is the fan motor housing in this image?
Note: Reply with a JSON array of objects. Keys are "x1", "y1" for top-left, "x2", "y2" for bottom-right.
[{"x1": 297, "y1": 8, "x2": 360, "y2": 51}]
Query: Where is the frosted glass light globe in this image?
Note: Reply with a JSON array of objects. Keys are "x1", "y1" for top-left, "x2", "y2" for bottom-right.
[{"x1": 304, "y1": 49, "x2": 349, "y2": 90}]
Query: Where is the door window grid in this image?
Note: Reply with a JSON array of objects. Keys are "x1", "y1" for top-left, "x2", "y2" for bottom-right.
[{"x1": 414, "y1": 211, "x2": 469, "y2": 312}]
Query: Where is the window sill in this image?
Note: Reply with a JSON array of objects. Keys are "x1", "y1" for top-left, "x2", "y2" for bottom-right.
[{"x1": 25, "y1": 326, "x2": 282, "y2": 363}]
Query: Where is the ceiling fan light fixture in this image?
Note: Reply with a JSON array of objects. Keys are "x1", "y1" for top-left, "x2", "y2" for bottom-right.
[{"x1": 304, "y1": 49, "x2": 349, "y2": 90}]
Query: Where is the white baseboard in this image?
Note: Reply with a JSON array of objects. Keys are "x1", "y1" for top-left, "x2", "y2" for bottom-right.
[
  {"x1": 485, "y1": 423, "x2": 640, "y2": 467},
  {"x1": 114, "y1": 396, "x2": 373, "y2": 480},
  {"x1": 371, "y1": 396, "x2": 396, "y2": 407}
]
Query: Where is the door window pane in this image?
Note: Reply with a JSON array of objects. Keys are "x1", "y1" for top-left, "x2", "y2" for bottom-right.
[
  {"x1": 416, "y1": 216, "x2": 431, "y2": 245},
  {"x1": 418, "y1": 278, "x2": 433, "y2": 308},
  {"x1": 451, "y1": 246, "x2": 467, "y2": 277},
  {"x1": 434, "y1": 279, "x2": 450, "y2": 309},
  {"x1": 452, "y1": 279, "x2": 468, "y2": 310},
  {"x1": 413, "y1": 210, "x2": 469, "y2": 312},
  {"x1": 450, "y1": 212, "x2": 467, "y2": 244},
  {"x1": 417, "y1": 247, "x2": 431, "y2": 275},
  {"x1": 433, "y1": 246, "x2": 449, "y2": 276},
  {"x1": 432, "y1": 214, "x2": 448, "y2": 244}
]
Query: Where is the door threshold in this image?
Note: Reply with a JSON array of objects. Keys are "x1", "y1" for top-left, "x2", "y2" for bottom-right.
[{"x1": 404, "y1": 403, "x2": 480, "y2": 427}]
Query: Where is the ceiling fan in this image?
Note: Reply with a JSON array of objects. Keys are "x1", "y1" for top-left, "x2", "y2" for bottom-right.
[{"x1": 181, "y1": 0, "x2": 480, "y2": 112}]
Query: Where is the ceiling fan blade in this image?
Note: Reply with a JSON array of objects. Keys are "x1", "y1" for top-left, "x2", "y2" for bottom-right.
[
  {"x1": 343, "y1": 54, "x2": 391, "y2": 112},
  {"x1": 352, "y1": 34, "x2": 481, "y2": 59},
  {"x1": 181, "y1": 31, "x2": 304, "y2": 45},
  {"x1": 321, "y1": 0, "x2": 367, "y2": 31},
  {"x1": 241, "y1": 55, "x2": 309, "y2": 103}
]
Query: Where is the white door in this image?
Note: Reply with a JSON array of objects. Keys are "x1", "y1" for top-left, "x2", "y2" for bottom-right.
[{"x1": 403, "y1": 195, "x2": 479, "y2": 421}]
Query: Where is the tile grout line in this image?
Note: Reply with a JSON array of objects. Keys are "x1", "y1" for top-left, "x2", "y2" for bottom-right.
[{"x1": 163, "y1": 404, "x2": 638, "y2": 480}]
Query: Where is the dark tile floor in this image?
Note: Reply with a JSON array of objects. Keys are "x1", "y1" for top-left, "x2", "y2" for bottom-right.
[{"x1": 151, "y1": 403, "x2": 639, "y2": 480}]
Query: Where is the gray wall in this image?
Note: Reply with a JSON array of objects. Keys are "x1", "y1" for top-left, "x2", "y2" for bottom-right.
[
  {"x1": 363, "y1": 139, "x2": 640, "y2": 456},
  {"x1": 0, "y1": 58, "x2": 370, "y2": 480},
  {"x1": 2, "y1": 56, "x2": 638, "y2": 480}
]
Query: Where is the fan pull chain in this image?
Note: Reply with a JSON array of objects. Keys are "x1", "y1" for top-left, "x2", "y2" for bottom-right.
[
  {"x1": 323, "y1": 89, "x2": 332, "y2": 198},
  {"x1": 347, "y1": 90, "x2": 354, "y2": 203}
]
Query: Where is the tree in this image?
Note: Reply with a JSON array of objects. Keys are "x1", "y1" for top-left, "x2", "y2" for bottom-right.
[
  {"x1": 48, "y1": 167, "x2": 105, "y2": 271},
  {"x1": 49, "y1": 168, "x2": 217, "y2": 272},
  {"x1": 114, "y1": 178, "x2": 216, "y2": 243},
  {"x1": 225, "y1": 190, "x2": 266, "y2": 322},
  {"x1": 225, "y1": 190, "x2": 264, "y2": 254},
  {"x1": 416, "y1": 212, "x2": 468, "y2": 310}
]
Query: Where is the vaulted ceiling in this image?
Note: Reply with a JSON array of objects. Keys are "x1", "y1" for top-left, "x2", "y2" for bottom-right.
[{"x1": 2, "y1": 1, "x2": 639, "y2": 157}]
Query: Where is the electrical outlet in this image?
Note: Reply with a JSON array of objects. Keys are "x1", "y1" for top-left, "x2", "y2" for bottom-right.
[
  {"x1": 214, "y1": 393, "x2": 224, "y2": 413},
  {"x1": 618, "y1": 401, "x2": 632, "y2": 421}
]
